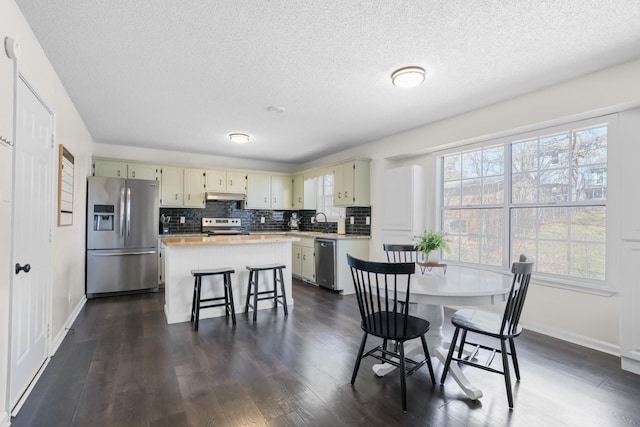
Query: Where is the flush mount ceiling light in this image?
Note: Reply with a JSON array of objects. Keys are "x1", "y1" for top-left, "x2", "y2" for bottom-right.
[
  {"x1": 229, "y1": 133, "x2": 250, "y2": 144},
  {"x1": 391, "y1": 66, "x2": 426, "y2": 88}
]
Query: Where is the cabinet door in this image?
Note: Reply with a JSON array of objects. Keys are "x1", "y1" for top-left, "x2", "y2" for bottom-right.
[
  {"x1": 292, "y1": 174, "x2": 304, "y2": 209},
  {"x1": 94, "y1": 159, "x2": 127, "y2": 178},
  {"x1": 205, "y1": 169, "x2": 226, "y2": 192},
  {"x1": 271, "y1": 175, "x2": 292, "y2": 209},
  {"x1": 160, "y1": 166, "x2": 184, "y2": 207},
  {"x1": 302, "y1": 246, "x2": 316, "y2": 282},
  {"x1": 226, "y1": 171, "x2": 247, "y2": 194},
  {"x1": 128, "y1": 163, "x2": 159, "y2": 181},
  {"x1": 184, "y1": 168, "x2": 205, "y2": 207},
  {"x1": 333, "y1": 163, "x2": 348, "y2": 206},
  {"x1": 246, "y1": 173, "x2": 271, "y2": 209},
  {"x1": 304, "y1": 177, "x2": 317, "y2": 210},
  {"x1": 292, "y1": 244, "x2": 303, "y2": 276}
]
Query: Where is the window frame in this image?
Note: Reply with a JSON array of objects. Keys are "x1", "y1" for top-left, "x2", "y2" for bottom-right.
[{"x1": 435, "y1": 115, "x2": 616, "y2": 294}]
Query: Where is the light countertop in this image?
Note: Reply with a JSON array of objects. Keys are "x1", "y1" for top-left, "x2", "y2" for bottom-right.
[{"x1": 162, "y1": 234, "x2": 300, "y2": 247}]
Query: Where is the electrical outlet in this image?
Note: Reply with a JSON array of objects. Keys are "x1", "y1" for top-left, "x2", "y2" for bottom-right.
[
  {"x1": 260, "y1": 216, "x2": 265, "y2": 224},
  {"x1": 365, "y1": 216, "x2": 370, "y2": 225},
  {"x1": 180, "y1": 216, "x2": 185, "y2": 224},
  {"x1": 350, "y1": 216, "x2": 355, "y2": 225}
]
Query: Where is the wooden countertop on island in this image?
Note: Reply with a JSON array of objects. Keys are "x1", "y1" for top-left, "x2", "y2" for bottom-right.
[{"x1": 161, "y1": 234, "x2": 300, "y2": 247}]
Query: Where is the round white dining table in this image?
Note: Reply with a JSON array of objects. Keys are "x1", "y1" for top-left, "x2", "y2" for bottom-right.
[{"x1": 371, "y1": 264, "x2": 513, "y2": 400}]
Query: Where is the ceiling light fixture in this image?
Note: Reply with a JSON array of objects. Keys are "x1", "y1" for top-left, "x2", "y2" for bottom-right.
[
  {"x1": 391, "y1": 66, "x2": 425, "y2": 88},
  {"x1": 229, "y1": 133, "x2": 250, "y2": 144}
]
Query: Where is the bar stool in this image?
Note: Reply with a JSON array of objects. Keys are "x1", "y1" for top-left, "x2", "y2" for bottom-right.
[
  {"x1": 244, "y1": 264, "x2": 288, "y2": 321},
  {"x1": 190, "y1": 267, "x2": 236, "y2": 331}
]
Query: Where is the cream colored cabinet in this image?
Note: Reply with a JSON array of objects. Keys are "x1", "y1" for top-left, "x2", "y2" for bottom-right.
[
  {"x1": 292, "y1": 244, "x2": 303, "y2": 276},
  {"x1": 334, "y1": 238, "x2": 369, "y2": 294},
  {"x1": 246, "y1": 173, "x2": 292, "y2": 209},
  {"x1": 128, "y1": 162, "x2": 160, "y2": 181},
  {"x1": 292, "y1": 174, "x2": 304, "y2": 209},
  {"x1": 227, "y1": 171, "x2": 247, "y2": 193},
  {"x1": 292, "y1": 236, "x2": 315, "y2": 283},
  {"x1": 184, "y1": 168, "x2": 205, "y2": 207},
  {"x1": 93, "y1": 159, "x2": 127, "y2": 178},
  {"x1": 246, "y1": 173, "x2": 271, "y2": 209},
  {"x1": 333, "y1": 159, "x2": 370, "y2": 207},
  {"x1": 160, "y1": 166, "x2": 184, "y2": 207},
  {"x1": 206, "y1": 169, "x2": 247, "y2": 194},
  {"x1": 301, "y1": 246, "x2": 315, "y2": 282},
  {"x1": 271, "y1": 174, "x2": 292, "y2": 209}
]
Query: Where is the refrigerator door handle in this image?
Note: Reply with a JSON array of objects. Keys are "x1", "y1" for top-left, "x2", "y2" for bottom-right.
[
  {"x1": 119, "y1": 187, "x2": 125, "y2": 237},
  {"x1": 90, "y1": 250, "x2": 157, "y2": 256},
  {"x1": 126, "y1": 187, "x2": 132, "y2": 237}
]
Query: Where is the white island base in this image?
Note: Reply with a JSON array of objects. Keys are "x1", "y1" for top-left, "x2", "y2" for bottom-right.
[{"x1": 162, "y1": 235, "x2": 296, "y2": 324}]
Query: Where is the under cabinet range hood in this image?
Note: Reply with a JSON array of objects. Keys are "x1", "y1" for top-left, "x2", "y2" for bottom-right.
[{"x1": 205, "y1": 192, "x2": 247, "y2": 202}]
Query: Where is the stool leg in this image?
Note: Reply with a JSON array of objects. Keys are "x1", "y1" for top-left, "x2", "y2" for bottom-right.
[
  {"x1": 278, "y1": 267, "x2": 288, "y2": 315},
  {"x1": 223, "y1": 282, "x2": 229, "y2": 318},
  {"x1": 244, "y1": 271, "x2": 253, "y2": 314},
  {"x1": 194, "y1": 276, "x2": 202, "y2": 331},
  {"x1": 272, "y1": 268, "x2": 278, "y2": 313},
  {"x1": 191, "y1": 276, "x2": 198, "y2": 324},
  {"x1": 226, "y1": 272, "x2": 236, "y2": 325},
  {"x1": 253, "y1": 271, "x2": 259, "y2": 321}
]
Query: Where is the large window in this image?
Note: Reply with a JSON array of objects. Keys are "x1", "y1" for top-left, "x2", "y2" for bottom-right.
[
  {"x1": 316, "y1": 174, "x2": 345, "y2": 220},
  {"x1": 440, "y1": 121, "x2": 608, "y2": 282}
]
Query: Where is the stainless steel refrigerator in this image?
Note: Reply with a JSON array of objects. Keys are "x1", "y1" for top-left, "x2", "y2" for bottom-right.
[{"x1": 86, "y1": 176, "x2": 159, "y2": 298}]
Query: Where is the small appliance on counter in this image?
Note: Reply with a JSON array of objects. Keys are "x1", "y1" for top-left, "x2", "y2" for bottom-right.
[
  {"x1": 160, "y1": 214, "x2": 171, "y2": 234},
  {"x1": 337, "y1": 217, "x2": 346, "y2": 235},
  {"x1": 288, "y1": 212, "x2": 301, "y2": 231}
]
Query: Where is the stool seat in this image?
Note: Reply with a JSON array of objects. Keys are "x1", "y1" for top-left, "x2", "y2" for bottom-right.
[
  {"x1": 245, "y1": 264, "x2": 288, "y2": 321},
  {"x1": 192, "y1": 267, "x2": 236, "y2": 276},
  {"x1": 246, "y1": 263, "x2": 286, "y2": 271},
  {"x1": 190, "y1": 267, "x2": 236, "y2": 331}
]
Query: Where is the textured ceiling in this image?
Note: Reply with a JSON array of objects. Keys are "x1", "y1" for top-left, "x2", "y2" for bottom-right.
[{"x1": 14, "y1": 0, "x2": 640, "y2": 164}]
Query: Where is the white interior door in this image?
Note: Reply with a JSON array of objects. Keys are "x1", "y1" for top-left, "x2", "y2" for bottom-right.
[{"x1": 10, "y1": 76, "x2": 53, "y2": 410}]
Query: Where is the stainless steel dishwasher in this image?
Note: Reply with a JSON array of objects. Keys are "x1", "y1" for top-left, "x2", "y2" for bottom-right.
[{"x1": 315, "y1": 238, "x2": 336, "y2": 290}]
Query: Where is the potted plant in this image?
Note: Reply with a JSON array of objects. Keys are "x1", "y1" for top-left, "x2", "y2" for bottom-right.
[{"x1": 412, "y1": 230, "x2": 448, "y2": 263}]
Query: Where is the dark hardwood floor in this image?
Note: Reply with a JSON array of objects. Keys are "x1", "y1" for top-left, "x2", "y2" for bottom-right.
[{"x1": 11, "y1": 279, "x2": 640, "y2": 427}]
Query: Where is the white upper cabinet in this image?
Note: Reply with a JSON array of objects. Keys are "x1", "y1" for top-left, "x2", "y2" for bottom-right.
[
  {"x1": 184, "y1": 168, "x2": 205, "y2": 208},
  {"x1": 93, "y1": 159, "x2": 127, "y2": 178},
  {"x1": 271, "y1": 174, "x2": 292, "y2": 209},
  {"x1": 333, "y1": 159, "x2": 370, "y2": 207},
  {"x1": 246, "y1": 173, "x2": 271, "y2": 209},
  {"x1": 160, "y1": 166, "x2": 184, "y2": 207},
  {"x1": 246, "y1": 173, "x2": 292, "y2": 209},
  {"x1": 128, "y1": 162, "x2": 160, "y2": 181},
  {"x1": 205, "y1": 169, "x2": 247, "y2": 194},
  {"x1": 292, "y1": 174, "x2": 304, "y2": 209}
]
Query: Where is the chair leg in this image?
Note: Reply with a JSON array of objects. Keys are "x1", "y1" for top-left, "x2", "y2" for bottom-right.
[
  {"x1": 500, "y1": 338, "x2": 514, "y2": 408},
  {"x1": 420, "y1": 335, "x2": 436, "y2": 384},
  {"x1": 441, "y1": 327, "x2": 460, "y2": 384},
  {"x1": 457, "y1": 329, "x2": 468, "y2": 359},
  {"x1": 278, "y1": 267, "x2": 288, "y2": 315},
  {"x1": 351, "y1": 332, "x2": 368, "y2": 385},
  {"x1": 399, "y1": 341, "x2": 407, "y2": 413},
  {"x1": 509, "y1": 338, "x2": 520, "y2": 380}
]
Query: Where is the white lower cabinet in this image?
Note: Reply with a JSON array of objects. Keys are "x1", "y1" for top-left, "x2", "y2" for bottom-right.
[
  {"x1": 335, "y1": 239, "x2": 369, "y2": 294},
  {"x1": 292, "y1": 236, "x2": 315, "y2": 283}
]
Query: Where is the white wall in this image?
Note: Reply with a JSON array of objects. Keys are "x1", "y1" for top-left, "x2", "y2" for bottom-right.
[
  {"x1": 301, "y1": 59, "x2": 640, "y2": 355},
  {"x1": 1, "y1": 0, "x2": 95, "y2": 421}
]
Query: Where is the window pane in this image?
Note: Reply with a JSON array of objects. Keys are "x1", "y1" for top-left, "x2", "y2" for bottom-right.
[
  {"x1": 483, "y1": 146, "x2": 504, "y2": 176},
  {"x1": 538, "y1": 240, "x2": 568, "y2": 275},
  {"x1": 512, "y1": 139, "x2": 537, "y2": 173},
  {"x1": 442, "y1": 208, "x2": 502, "y2": 265},
  {"x1": 443, "y1": 180, "x2": 461, "y2": 206},
  {"x1": 443, "y1": 154, "x2": 462, "y2": 181},
  {"x1": 575, "y1": 166, "x2": 607, "y2": 201},
  {"x1": 540, "y1": 133, "x2": 571, "y2": 169},
  {"x1": 570, "y1": 243, "x2": 605, "y2": 280},
  {"x1": 462, "y1": 151, "x2": 483, "y2": 179},
  {"x1": 571, "y1": 206, "x2": 606, "y2": 242},
  {"x1": 512, "y1": 173, "x2": 537, "y2": 203},
  {"x1": 482, "y1": 176, "x2": 504, "y2": 204},
  {"x1": 575, "y1": 126, "x2": 607, "y2": 165},
  {"x1": 461, "y1": 179, "x2": 482, "y2": 205}
]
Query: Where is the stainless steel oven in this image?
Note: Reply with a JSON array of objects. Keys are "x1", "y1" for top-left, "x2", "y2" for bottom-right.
[{"x1": 201, "y1": 217, "x2": 247, "y2": 235}]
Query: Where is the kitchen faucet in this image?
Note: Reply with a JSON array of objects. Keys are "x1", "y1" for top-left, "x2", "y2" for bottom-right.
[{"x1": 314, "y1": 212, "x2": 329, "y2": 233}]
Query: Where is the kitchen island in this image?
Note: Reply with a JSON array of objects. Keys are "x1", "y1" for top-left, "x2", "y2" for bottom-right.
[{"x1": 161, "y1": 234, "x2": 299, "y2": 324}]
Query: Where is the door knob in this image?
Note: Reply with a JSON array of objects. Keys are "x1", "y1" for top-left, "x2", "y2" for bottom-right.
[{"x1": 15, "y1": 263, "x2": 31, "y2": 274}]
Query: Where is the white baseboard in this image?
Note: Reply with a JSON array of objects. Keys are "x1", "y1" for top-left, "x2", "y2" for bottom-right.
[
  {"x1": 622, "y1": 357, "x2": 640, "y2": 375},
  {"x1": 50, "y1": 295, "x2": 87, "y2": 356},
  {"x1": 522, "y1": 321, "x2": 620, "y2": 357},
  {"x1": 0, "y1": 411, "x2": 9, "y2": 427}
]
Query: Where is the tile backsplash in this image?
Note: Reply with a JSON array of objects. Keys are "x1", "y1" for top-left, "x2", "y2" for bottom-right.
[{"x1": 160, "y1": 201, "x2": 371, "y2": 236}]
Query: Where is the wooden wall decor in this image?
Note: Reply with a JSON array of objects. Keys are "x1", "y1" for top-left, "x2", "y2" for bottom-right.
[{"x1": 58, "y1": 145, "x2": 74, "y2": 226}]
